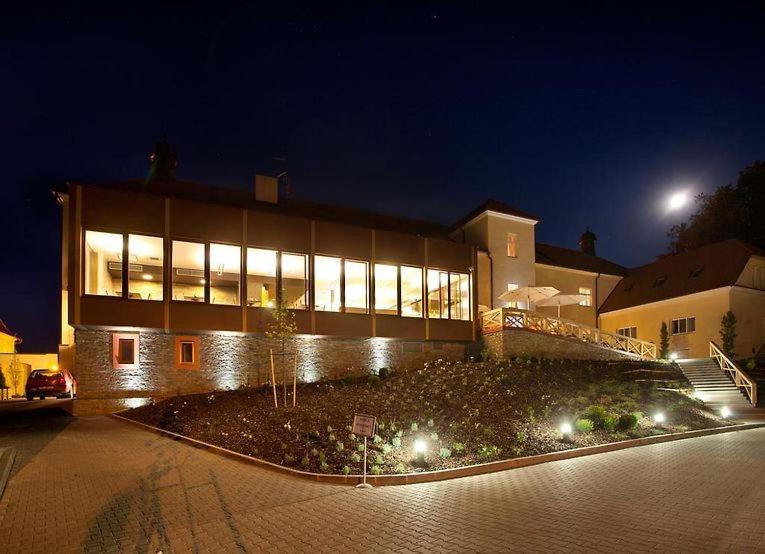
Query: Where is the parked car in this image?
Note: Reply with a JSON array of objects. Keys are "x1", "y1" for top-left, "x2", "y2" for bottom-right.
[{"x1": 25, "y1": 368, "x2": 77, "y2": 400}]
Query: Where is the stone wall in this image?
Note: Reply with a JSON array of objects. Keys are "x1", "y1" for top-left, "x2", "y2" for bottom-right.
[
  {"x1": 483, "y1": 328, "x2": 640, "y2": 361},
  {"x1": 73, "y1": 329, "x2": 466, "y2": 403}
]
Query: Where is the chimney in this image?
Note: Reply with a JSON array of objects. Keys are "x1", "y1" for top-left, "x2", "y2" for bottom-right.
[
  {"x1": 579, "y1": 228, "x2": 597, "y2": 256},
  {"x1": 254, "y1": 175, "x2": 278, "y2": 204}
]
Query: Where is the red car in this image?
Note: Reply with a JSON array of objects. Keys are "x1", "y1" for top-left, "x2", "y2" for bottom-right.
[{"x1": 25, "y1": 368, "x2": 77, "y2": 400}]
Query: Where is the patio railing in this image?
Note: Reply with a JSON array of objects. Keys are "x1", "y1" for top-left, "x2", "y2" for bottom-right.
[
  {"x1": 709, "y1": 341, "x2": 757, "y2": 405},
  {"x1": 480, "y1": 307, "x2": 657, "y2": 359}
]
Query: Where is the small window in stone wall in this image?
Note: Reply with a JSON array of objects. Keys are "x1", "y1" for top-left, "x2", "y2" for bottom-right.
[
  {"x1": 175, "y1": 336, "x2": 200, "y2": 369},
  {"x1": 112, "y1": 333, "x2": 139, "y2": 370},
  {"x1": 402, "y1": 341, "x2": 423, "y2": 354}
]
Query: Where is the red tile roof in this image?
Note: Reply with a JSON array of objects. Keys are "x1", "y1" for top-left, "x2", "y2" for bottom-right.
[{"x1": 599, "y1": 240, "x2": 763, "y2": 313}]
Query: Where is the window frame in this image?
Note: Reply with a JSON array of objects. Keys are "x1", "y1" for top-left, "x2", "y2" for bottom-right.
[
  {"x1": 578, "y1": 287, "x2": 592, "y2": 307},
  {"x1": 280, "y1": 251, "x2": 310, "y2": 310},
  {"x1": 616, "y1": 326, "x2": 637, "y2": 339},
  {"x1": 112, "y1": 333, "x2": 139, "y2": 370},
  {"x1": 400, "y1": 265, "x2": 424, "y2": 318},
  {"x1": 313, "y1": 254, "x2": 343, "y2": 313},
  {"x1": 175, "y1": 336, "x2": 200, "y2": 369},
  {"x1": 506, "y1": 232, "x2": 518, "y2": 258},
  {"x1": 209, "y1": 242, "x2": 242, "y2": 307},
  {"x1": 374, "y1": 262, "x2": 400, "y2": 316},
  {"x1": 171, "y1": 239, "x2": 208, "y2": 304},
  {"x1": 670, "y1": 316, "x2": 696, "y2": 335},
  {"x1": 82, "y1": 228, "x2": 127, "y2": 299}
]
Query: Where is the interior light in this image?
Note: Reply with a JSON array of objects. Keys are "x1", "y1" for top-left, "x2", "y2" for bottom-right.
[
  {"x1": 266, "y1": 300, "x2": 274, "y2": 308},
  {"x1": 199, "y1": 279, "x2": 206, "y2": 285},
  {"x1": 142, "y1": 274, "x2": 153, "y2": 280}
]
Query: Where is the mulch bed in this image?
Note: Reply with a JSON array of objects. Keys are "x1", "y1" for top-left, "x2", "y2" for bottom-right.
[{"x1": 123, "y1": 358, "x2": 731, "y2": 475}]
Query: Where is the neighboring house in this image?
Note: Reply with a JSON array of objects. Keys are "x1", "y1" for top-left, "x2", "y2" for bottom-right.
[
  {"x1": 599, "y1": 240, "x2": 765, "y2": 359},
  {"x1": 0, "y1": 319, "x2": 58, "y2": 396}
]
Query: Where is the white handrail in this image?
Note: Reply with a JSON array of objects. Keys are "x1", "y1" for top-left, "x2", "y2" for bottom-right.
[
  {"x1": 480, "y1": 308, "x2": 656, "y2": 359},
  {"x1": 709, "y1": 341, "x2": 757, "y2": 405}
]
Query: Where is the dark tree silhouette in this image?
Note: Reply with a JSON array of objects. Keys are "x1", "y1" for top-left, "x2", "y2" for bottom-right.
[
  {"x1": 145, "y1": 140, "x2": 178, "y2": 184},
  {"x1": 667, "y1": 161, "x2": 765, "y2": 254}
]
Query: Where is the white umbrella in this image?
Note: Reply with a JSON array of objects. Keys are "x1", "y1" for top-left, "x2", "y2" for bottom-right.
[
  {"x1": 536, "y1": 293, "x2": 588, "y2": 318},
  {"x1": 498, "y1": 286, "x2": 559, "y2": 311}
]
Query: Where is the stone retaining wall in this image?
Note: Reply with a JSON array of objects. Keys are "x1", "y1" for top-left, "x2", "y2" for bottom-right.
[
  {"x1": 73, "y1": 329, "x2": 466, "y2": 403},
  {"x1": 483, "y1": 328, "x2": 639, "y2": 361}
]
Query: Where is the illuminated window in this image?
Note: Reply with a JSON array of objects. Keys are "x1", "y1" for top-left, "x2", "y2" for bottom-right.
[
  {"x1": 112, "y1": 333, "x2": 139, "y2": 369},
  {"x1": 507, "y1": 233, "x2": 518, "y2": 258},
  {"x1": 315, "y1": 256, "x2": 341, "y2": 312},
  {"x1": 282, "y1": 253, "x2": 309, "y2": 309},
  {"x1": 401, "y1": 266, "x2": 423, "y2": 317},
  {"x1": 374, "y1": 264, "x2": 398, "y2": 315},
  {"x1": 671, "y1": 317, "x2": 695, "y2": 335},
  {"x1": 172, "y1": 241, "x2": 205, "y2": 302},
  {"x1": 210, "y1": 244, "x2": 240, "y2": 306},
  {"x1": 427, "y1": 269, "x2": 449, "y2": 319},
  {"x1": 84, "y1": 230, "x2": 123, "y2": 296},
  {"x1": 344, "y1": 260, "x2": 369, "y2": 314},
  {"x1": 247, "y1": 248, "x2": 277, "y2": 308},
  {"x1": 617, "y1": 327, "x2": 637, "y2": 339},
  {"x1": 128, "y1": 234, "x2": 163, "y2": 301},
  {"x1": 578, "y1": 287, "x2": 592, "y2": 307},
  {"x1": 449, "y1": 272, "x2": 471, "y2": 321}
]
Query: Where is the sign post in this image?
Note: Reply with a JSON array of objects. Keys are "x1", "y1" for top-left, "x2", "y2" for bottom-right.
[{"x1": 352, "y1": 414, "x2": 376, "y2": 489}]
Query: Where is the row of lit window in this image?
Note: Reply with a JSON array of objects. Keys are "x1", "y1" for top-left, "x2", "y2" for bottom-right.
[{"x1": 84, "y1": 230, "x2": 472, "y2": 320}]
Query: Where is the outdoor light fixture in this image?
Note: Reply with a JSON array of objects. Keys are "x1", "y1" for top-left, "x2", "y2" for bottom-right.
[
  {"x1": 669, "y1": 352, "x2": 679, "y2": 361},
  {"x1": 653, "y1": 412, "x2": 666, "y2": 424},
  {"x1": 560, "y1": 422, "x2": 573, "y2": 437},
  {"x1": 414, "y1": 439, "x2": 427, "y2": 464},
  {"x1": 720, "y1": 406, "x2": 731, "y2": 418},
  {"x1": 142, "y1": 273, "x2": 153, "y2": 280}
]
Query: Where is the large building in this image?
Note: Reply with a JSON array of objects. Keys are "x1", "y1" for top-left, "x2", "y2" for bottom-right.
[{"x1": 56, "y1": 176, "x2": 765, "y2": 411}]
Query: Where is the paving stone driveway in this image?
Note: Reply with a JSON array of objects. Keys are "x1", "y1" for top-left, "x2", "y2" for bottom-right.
[{"x1": 0, "y1": 406, "x2": 764, "y2": 553}]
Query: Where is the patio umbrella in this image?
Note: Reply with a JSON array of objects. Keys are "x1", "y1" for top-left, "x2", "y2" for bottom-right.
[
  {"x1": 536, "y1": 293, "x2": 588, "y2": 318},
  {"x1": 498, "y1": 286, "x2": 559, "y2": 311}
]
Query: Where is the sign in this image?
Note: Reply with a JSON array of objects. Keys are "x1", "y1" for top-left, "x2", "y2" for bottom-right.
[{"x1": 352, "y1": 414, "x2": 377, "y2": 438}]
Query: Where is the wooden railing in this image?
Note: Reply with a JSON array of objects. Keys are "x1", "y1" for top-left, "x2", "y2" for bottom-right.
[
  {"x1": 481, "y1": 308, "x2": 657, "y2": 359},
  {"x1": 710, "y1": 341, "x2": 757, "y2": 405}
]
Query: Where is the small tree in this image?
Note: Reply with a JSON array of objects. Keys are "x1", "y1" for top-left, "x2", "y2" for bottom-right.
[
  {"x1": 659, "y1": 322, "x2": 670, "y2": 360},
  {"x1": 720, "y1": 310, "x2": 737, "y2": 358},
  {"x1": 264, "y1": 298, "x2": 297, "y2": 406}
]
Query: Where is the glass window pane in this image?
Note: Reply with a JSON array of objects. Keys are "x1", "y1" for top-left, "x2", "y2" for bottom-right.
[
  {"x1": 128, "y1": 234, "x2": 163, "y2": 301},
  {"x1": 118, "y1": 338, "x2": 135, "y2": 364},
  {"x1": 449, "y1": 272, "x2": 471, "y2": 321},
  {"x1": 374, "y1": 264, "x2": 398, "y2": 315},
  {"x1": 315, "y1": 256, "x2": 341, "y2": 312},
  {"x1": 282, "y1": 253, "x2": 309, "y2": 310},
  {"x1": 84, "y1": 230, "x2": 123, "y2": 296},
  {"x1": 210, "y1": 243, "x2": 241, "y2": 306},
  {"x1": 427, "y1": 269, "x2": 448, "y2": 319},
  {"x1": 180, "y1": 342, "x2": 194, "y2": 364},
  {"x1": 172, "y1": 241, "x2": 205, "y2": 302},
  {"x1": 688, "y1": 317, "x2": 695, "y2": 332},
  {"x1": 401, "y1": 266, "x2": 423, "y2": 317},
  {"x1": 246, "y1": 248, "x2": 277, "y2": 308},
  {"x1": 344, "y1": 260, "x2": 369, "y2": 314}
]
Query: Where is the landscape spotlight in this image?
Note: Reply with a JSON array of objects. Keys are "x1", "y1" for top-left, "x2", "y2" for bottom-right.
[
  {"x1": 560, "y1": 422, "x2": 573, "y2": 437},
  {"x1": 720, "y1": 406, "x2": 731, "y2": 418},
  {"x1": 653, "y1": 412, "x2": 666, "y2": 424},
  {"x1": 414, "y1": 439, "x2": 427, "y2": 464},
  {"x1": 669, "y1": 352, "x2": 678, "y2": 361}
]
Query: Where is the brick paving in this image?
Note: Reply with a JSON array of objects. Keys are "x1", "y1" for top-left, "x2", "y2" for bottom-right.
[{"x1": 1, "y1": 403, "x2": 764, "y2": 553}]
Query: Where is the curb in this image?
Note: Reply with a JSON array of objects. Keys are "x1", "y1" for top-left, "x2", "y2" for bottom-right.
[
  {"x1": 109, "y1": 414, "x2": 765, "y2": 487},
  {"x1": 0, "y1": 447, "x2": 16, "y2": 500}
]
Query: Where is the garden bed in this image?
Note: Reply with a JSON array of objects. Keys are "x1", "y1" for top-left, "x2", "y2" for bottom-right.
[{"x1": 123, "y1": 358, "x2": 733, "y2": 475}]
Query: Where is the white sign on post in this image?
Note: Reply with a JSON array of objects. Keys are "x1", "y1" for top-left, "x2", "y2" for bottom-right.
[
  {"x1": 352, "y1": 414, "x2": 376, "y2": 489},
  {"x1": 352, "y1": 414, "x2": 376, "y2": 438}
]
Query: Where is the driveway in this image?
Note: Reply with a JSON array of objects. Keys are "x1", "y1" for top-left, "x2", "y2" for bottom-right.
[{"x1": 0, "y1": 403, "x2": 763, "y2": 553}]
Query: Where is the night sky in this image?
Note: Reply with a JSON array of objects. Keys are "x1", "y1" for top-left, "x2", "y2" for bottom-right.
[{"x1": 3, "y1": 2, "x2": 764, "y2": 352}]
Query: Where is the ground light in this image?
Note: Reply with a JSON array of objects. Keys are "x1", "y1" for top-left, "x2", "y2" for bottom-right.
[
  {"x1": 653, "y1": 412, "x2": 666, "y2": 424},
  {"x1": 560, "y1": 422, "x2": 573, "y2": 439},
  {"x1": 669, "y1": 352, "x2": 679, "y2": 361},
  {"x1": 414, "y1": 439, "x2": 427, "y2": 464},
  {"x1": 720, "y1": 406, "x2": 732, "y2": 418}
]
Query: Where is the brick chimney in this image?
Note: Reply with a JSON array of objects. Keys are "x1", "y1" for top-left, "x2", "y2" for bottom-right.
[
  {"x1": 254, "y1": 175, "x2": 278, "y2": 203},
  {"x1": 579, "y1": 228, "x2": 597, "y2": 256}
]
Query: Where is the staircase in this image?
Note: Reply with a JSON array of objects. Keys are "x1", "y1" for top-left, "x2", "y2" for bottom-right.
[{"x1": 677, "y1": 358, "x2": 762, "y2": 420}]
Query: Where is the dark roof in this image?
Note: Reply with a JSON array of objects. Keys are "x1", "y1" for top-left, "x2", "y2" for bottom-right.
[
  {"x1": 451, "y1": 199, "x2": 540, "y2": 230},
  {"x1": 68, "y1": 180, "x2": 453, "y2": 239},
  {"x1": 0, "y1": 319, "x2": 15, "y2": 338},
  {"x1": 535, "y1": 242, "x2": 627, "y2": 276},
  {"x1": 600, "y1": 240, "x2": 763, "y2": 313}
]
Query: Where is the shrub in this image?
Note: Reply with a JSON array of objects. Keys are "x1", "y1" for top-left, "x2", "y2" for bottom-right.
[
  {"x1": 430, "y1": 432, "x2": 439, "y2": 442},
  {"x1": 603, "y1": 415, "x2": 618, "y2": 432},
  {"x1": 357, "y1": 444, "x2": 365, "y2": 452},
  {"x1": 452, "y1": 442, "x2": 466, "y2": 453},
  {"x1": 439, "y1": 447, "x2": 452, "y2": 459},
  {"x1": 350, "y1": 452, "x2": 361, "y2": 463},
  {"x1": 319, "y1": 461, "x2": 329, "y2": 472},
  {"x1": 410, "y1": 422, "x2": 419, "y2": 432},
  {"x1": 575, "y1": 419, "x2": 594, "y2": 434},
  {"x1": 341, "y1": 465, "x2": 351, "y2": 475},
  {"x1": 617, "y1": 413, "x2": 639, "y2": 431},
  {"x1": 375, "y1": 454, "x2": 383, "y2": 465},
  {"x1": 370, "y1": 465, "x2": 382, "y2": 475},
  {"x1": 381, "y1": 443, "x2": 393, "y2": 455},
  {"x1": 477, "y1": 444, "x2": 501, "y2": 458},
  {"x1": 391, "y1": 437, "x2": 402, "y2": 448},
  {"x1": 427, "y1": 418, "x2": 434, "y2": 428},
  {"x1": 584, "y1": 405, "x2": 607, "y2": 426},
  {"x1": 394, "y1": 463, "x2": 406, "y2": 474},
  {"x1": 336, "y1": 442, "x2": 345, "y2": 452},
  {"x1": 301, "y1": 456, "x2": 310, "y2": 467}
]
